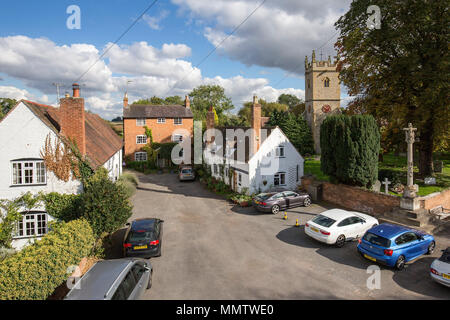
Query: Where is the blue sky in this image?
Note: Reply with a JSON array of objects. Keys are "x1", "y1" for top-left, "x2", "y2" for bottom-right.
[{"x1": 0, "y1": 0, "x2": 352, "y2": 119}]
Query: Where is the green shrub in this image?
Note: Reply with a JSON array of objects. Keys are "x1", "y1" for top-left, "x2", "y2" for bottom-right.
[
  {"x1": 41, "y1": 192, "x2": 83, "y2": 222},
  {"x1": 0, "y1": 219, "x2": 95, "y2": 300},
  {"x1": 81, "y1": 168, "x2": 133, "y2": 236},
  {"x1": 320, "y1": 114, "x2": 380, "y2": 188},
  {"x1": 117, "y1": 173, "x2": 139, "y2": 198},
  {"x1": 378, "y1": 169, "x2": 404, "y2": 185}
]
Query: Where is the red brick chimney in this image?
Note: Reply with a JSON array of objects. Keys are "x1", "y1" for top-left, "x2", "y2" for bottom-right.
[
  {"x1": 59, "y1": 83, "x2": 86, "y2": 155},
  {"x1": 251, "y1": 95, "x2": 261, "y2": 154},
  {"x1": 206, "y1": 106, "x2": 216, "y2": 144},
  {"x1": 123, "y1": 91, "x2": 129, "y2": 110},
  {"x1": 185, "y1": 95, "x2": 190, "y2": 109}
]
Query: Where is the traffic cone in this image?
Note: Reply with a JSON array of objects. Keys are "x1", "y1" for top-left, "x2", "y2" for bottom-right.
[
  {"x1": 295, "y1": 219, "x2": 300, "y2": 227},
  {"x1": 283, "y1": 212, "x2": 287, "y2": 220}
]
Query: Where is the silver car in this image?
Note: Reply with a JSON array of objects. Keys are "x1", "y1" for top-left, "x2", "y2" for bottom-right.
[
  {"x1": 65, "y1": 258, "x2": 153, "y2": 300},
  {"x1": 179, "y1": 166, "x2": 195, "y2": 181}
]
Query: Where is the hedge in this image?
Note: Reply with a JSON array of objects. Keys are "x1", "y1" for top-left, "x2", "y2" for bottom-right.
[
  {"x1": 0, "y1": 219, "x2": 95, "y2": 300},
  {"x1": 320, "y1": 114, "x2": 380, "y2": 188}
]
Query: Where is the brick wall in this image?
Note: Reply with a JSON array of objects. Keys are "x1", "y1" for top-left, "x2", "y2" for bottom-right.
[
  {"x1": 124, "y1": 118, "x2": 193, "y2": 158},
  {"x1": 321, "y1": 182, "x2": 401, "y2": 216},
  {"x1": 419, "y1": 188, "x2": 450, "y2": 210},
  {"x1": 60, "y1": 97, "x2": 86, "y2": 155}
]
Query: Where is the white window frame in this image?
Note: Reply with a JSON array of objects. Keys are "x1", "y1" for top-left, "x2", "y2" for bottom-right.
[
  {"x1": 14, "y1": 212, "x2": 48, "y2": 239},
  {"x1": 136, "y1": 135, "x2": 147, "y2": 144},
  {"x1": 275, "y1": 146, "x2": 285, "y2": 158},
  {"x1": 135, "y1": 152, "x2": 147, "y2": 162},
  {"x1": 174, "y1": 118, "x2": 183, "y2": 125},
  {"x1": 274, "y1": 172, "x2": 286, "y2": 186},
  {"x1": 157, "y1": 118, "x2": 166, "y2": 124},
  {"x1": 172, "y1": 134, "x2": 184, "y2": 143},
  {"x1": 11, "y1": 160, "x2": 47, "y2": 186},
  {"x1": 136, "y1": 118, "x2": 146, "y2": 126}
]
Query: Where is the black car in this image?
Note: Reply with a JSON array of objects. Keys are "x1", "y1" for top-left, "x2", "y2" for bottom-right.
[
  {"x1": 123, "y1": 218, "x2": 163, "y2": 258},
  {"x1": 252, "y1": 191, "x2": 312, "y2": 214}
]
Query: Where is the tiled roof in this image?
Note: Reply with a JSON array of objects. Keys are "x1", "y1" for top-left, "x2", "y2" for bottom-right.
[
  {"x1": 210, "y1": 126, "x2": 275, "y2": 163},
  {"x1": 123, "y1": 104, "x2": 193, "y2": 119},
  {"x1": 21, "y1": 100, "x2": 123, "y2": 169}
]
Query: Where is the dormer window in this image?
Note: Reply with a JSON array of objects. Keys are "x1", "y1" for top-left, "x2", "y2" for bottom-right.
[{"x1": 324, "y1": 78, "x2": 330, "y2": 87}]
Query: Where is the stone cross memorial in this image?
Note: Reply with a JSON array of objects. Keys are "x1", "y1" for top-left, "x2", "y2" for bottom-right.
[
  {"x1": 403, "y1": 123, "x2": 418, "y2": 199},
  {"x1": 382, "y1": 177, "x2": 391, "y2": 194}
]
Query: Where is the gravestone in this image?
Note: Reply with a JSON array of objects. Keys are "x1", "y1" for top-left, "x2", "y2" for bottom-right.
[
  {"x1": 382, "y1": 178, "x2": 391, "y2": 194},
  {"x1": 371, "y1": 180, "x2": 381, "y2": 192},
  {"x1": 424, "y1": 177, "x2": 436, "y2": 185},
  {"x1": 433, "y1": 160, "x2": 443, "y2": 173}
]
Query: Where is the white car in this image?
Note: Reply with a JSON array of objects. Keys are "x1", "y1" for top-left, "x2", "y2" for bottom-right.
[
  {"x1": 305, "y1": 209, "x2": 379, "y2": 247},
  {"x1": 430, "y1": 247, "x2": 450, "y2": 287}
]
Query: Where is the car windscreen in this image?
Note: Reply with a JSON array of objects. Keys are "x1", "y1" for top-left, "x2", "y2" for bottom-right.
[
  {"x1": 181, "y1": 169, "x2": 192, "y2": 174},
  {"x1": 128, "y1": 230, "x2": 154, "y2": 242},
  {"x1": 311, "y1": 215, "x2": 336, "y2": 228},
  {"x1": 256, "y1": 193, "x2": 273, "y2": 200},
  {"x1": 439, "y1": 249, "x2": 450, "y2": 263},
  {"x1": 363, "y1": 232, "x2": 391, "y2": 248}
]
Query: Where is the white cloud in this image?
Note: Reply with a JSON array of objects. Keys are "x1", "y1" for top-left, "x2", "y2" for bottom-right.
[
  {"x1": 172, "y1": 0, "x2": 352, "y2": 75},
  {"x1": 143, "y1": 10, "x2": 170, "y2": 30},
  {"x1": 0, "y1": 35, "x2": 309, "y2": 119}
]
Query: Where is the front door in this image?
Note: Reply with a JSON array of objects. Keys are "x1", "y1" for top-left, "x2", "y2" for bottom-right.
[{"x1": 233, "y1": 171, "x2": 237, "y2": 191}]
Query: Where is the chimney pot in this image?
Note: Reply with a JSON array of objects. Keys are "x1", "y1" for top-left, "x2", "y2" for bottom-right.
[
  {"x1": 72, "y1": 83, "x2": 80, "y2": 98},
  {"x1": 185, "y1": 95, "x2": 190, "y2": 109}
]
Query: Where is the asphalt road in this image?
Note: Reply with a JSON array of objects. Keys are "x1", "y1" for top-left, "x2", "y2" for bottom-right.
[{"x1": 106, "y1": 172, "x2": 450, "y2": 300}]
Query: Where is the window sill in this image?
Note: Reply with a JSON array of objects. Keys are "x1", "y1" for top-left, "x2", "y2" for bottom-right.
[
  {"x1": 13, "y1": 234, "x2": 46, "y2": 240},
  {"x1": 10, "y1": 184, "x2": 47, "y2": 188}
]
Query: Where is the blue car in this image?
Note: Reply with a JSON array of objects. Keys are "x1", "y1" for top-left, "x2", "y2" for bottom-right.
[{"x1": 357, "y1": 223, "x2": 436, "y2": 270}]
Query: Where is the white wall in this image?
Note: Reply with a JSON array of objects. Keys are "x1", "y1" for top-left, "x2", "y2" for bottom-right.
[
  {"x1": 0, "y1": 102, "x2": 82, "y2": 201},
  {"x1": 104, "y1": 149, "x2": 123, "y2": 181},
  {"x1": 248, "y1": 127, "x2": 304, "y2": 194}
]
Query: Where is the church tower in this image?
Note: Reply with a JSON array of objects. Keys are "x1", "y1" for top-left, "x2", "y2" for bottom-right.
[{"x1": 304, "y1": 50, "x2": 341, "y2": 154}]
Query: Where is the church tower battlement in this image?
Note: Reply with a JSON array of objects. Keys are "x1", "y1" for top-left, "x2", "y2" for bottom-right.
[{"x1": 304, "y1": 50, "x2": 341, "y2": 154}]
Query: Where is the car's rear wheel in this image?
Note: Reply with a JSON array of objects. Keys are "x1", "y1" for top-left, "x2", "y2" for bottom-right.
[
  {"x1": 271, "y1": 205, "x2": 280, "y2": 214},
  {"x1": 395, "y1": 255, "x2": 405, "y2": 270},
  {"x1": 426, "y1": 241, "x2": 435, "y2": 255},
  {"x1": 335, "y1": 235, "x2": 346, "y2": 248},
  {"x1": 303, "y1": 197, "x2": 312, "y2": 207}
]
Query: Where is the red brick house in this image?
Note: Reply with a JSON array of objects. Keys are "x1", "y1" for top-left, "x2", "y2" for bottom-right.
[{"x1": 122, "y1": 95, "x2": 194, "y2": 163}]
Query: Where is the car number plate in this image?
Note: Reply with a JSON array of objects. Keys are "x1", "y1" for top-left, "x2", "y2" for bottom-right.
[
  {"x1": 364, "y1": 254, "x2": 376, "y2": 262},
  {"x1": 443, "y1": 273, "x2": 450, "y2": 279},
  {"x1": 311, "y1": 227, "x2": 319, "y2": 232},
  {"x1": 134, "y1": 245, "x2": 148, "y2": 250}
]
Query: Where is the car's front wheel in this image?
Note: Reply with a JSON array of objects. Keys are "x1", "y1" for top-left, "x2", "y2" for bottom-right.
[
  {"x1": 335, "y1": 235, "x2": 346, "y2": 248},
  {"x1": 395, "y1": 255, "x2": 406, "y2": 270},
  {"x1": 303, "y1": 197, "x2": 312, "y2": 207},
  {"x1": 271, "y1": 205, "x2": 280, "y2": 214},
  {"x1": 426, "y1": 241, "x2": 435, "y2": 255}
]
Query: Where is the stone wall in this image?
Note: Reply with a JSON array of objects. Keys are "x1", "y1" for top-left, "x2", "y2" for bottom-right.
[
  {"x1": 419, "y1": 188, "x2": 450, "y2": 211},
  {"x1": 320, "y1": 182, "x2": 401, "y2": 216}
]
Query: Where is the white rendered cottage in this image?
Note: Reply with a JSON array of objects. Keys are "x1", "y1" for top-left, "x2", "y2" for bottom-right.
[
  {"x1": 0, "y1": 84, "x2": 123, "y2": 250},
  {"x1": 205, "y1": 96, "x2": 304, "y2": 195}
]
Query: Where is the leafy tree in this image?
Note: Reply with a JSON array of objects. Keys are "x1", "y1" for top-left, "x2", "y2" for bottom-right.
[
  {"x1": 81, "y1": 168, "x2": 133, "y2": 236},
  {"x1": 0, "y1": 98, "x2": 17, "y2": 120},
  {"x1": 165, "y1": 95, "x2": 184, "y2": 105},
  {"x1": 320, "y1": 114, "x2": 380, "y2": 187},
  {"x1": 335, "y1": 0, "x2": 449, "y2": 176},
  {"x1": 188, "y1": 85, "x2": 234, "y2": 121},
  {"x1": 238, "y1": 99, "x2": 289, "y2": 126},
  {"x1": 277, "y1": 94, "x2": 300, "y2": 109},
  {"x1": 267, "y1": 110, "x2": 315, "y2": 156}
]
